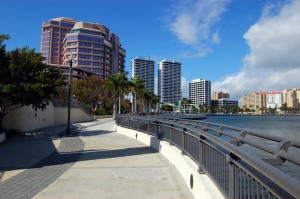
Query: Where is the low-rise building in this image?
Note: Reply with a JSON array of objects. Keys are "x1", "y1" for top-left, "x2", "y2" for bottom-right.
[
  {"x1": 211, "y1": 98, "x2": 238, "y2": 113},
  {"x1": 282, "y1": 88, "x2": 299, "y2": 108},
  {"x1": 242, "y1": 92, "x2": 266, "y2": 114},
  {"x1": 212, "y1": 91, "x2": 229, "y2": 100}
]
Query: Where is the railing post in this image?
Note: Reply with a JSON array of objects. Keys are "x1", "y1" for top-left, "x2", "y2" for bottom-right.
[
  {"x1": 148, "y1": 121, "x2": 150, "y2": 134},
  {"x1": 226, "y1": 154, "x2": 236, "y2": 199},
  {"x1": 182, "y1": 128, "x2": 186, "y2": 154},
  {"x1": 169, "y1": 124, "x2": 173, "y2": 144},
  {"x1": 157, "y1": 122, "x2": 161, "y2": 139},
  {"x1": 198, "y1": 135, "x2": 205, "y2": 174}
]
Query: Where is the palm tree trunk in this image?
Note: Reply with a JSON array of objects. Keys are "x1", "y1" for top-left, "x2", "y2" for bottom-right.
[
  {"x1": 113, "y1": 92, "x2": 116, "y2": 120},
  {"x1": 134, "y1": 93, "x2": 137, "y2": 114},
  {"x1": 118, "y1": 95, "x2": 121, "y2": 115},
  {"x1": 131, "y1": 94, "x2": 134, "y2": 113},
  {"x1": 0, "y1": 113, "x2": 4, "y2": 134}
]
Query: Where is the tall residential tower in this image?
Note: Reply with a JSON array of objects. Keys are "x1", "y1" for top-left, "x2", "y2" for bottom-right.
[
  {"x1": 158, "y1": 60, "x2": 181, "y2": 104},
  {"x1": 189, "y1": 79, "x2": 211, "y2": 106},
  {"x1": 131, "y1": 57, "x2": 154, "y2": 93}
]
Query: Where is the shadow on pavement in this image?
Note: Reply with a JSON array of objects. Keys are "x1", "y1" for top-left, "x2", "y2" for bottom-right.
[{"x1": 0, "y1": 128, "x2": 156, "y2": 174}]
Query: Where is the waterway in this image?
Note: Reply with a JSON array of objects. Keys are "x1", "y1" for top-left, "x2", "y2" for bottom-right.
[
  {"x1": 203, "y1": 115, "x2": 300, "y2": 181},
  {"x1": 204, "y1": 115, "x2": 300, "y2": 141}
]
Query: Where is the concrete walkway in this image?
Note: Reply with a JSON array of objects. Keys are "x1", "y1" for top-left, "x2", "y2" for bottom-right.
[{"x1": 0, "y1": 118, "x2": 193, "y2": 199}]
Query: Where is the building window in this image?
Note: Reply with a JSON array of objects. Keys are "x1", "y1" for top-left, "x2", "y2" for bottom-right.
[
  {"x1": 79, "y1": 42, "x2": 92, "y2": 47},
  {"x1": 67, "y1": 42, "x2": 77, "y2": 46},
  {"x1": 67, "y1": 48, "x2": 77, "y2": 53},
  {"x1": 78, "y1": 48, "x2": 92, "y2": 53},
  {"x1": 78, "y1": 54, "x2": 91, "y2": 59},
  {"x1": 92, "y1": 56, "x2": 103, "y2": 61},
  {"x1": 93, "y1": 50, "x2": 103, "y2": 55},
  {"x1": 78, "y1": 61, "x2": 91, "y2": 66},
  {"x1": 94, "y1": 44, "x2": 103, "y2": 49}
]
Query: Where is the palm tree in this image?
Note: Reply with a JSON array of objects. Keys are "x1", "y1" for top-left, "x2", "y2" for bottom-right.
[
  {"x1": 106, "y1": 72, "x2": 128, "y2": 119},
  {"x1": 181, "y1": 97, "x2": 191, "y2": 114},
  {"x1": 141, "y1": 92, "x2": 159, "y2": 113},
  {"x1": 173, "y1": 100, "x2": 178, "y2": 113},
  {"x1": 128, "y1": 76, "x2": 145, "y2": 114}
]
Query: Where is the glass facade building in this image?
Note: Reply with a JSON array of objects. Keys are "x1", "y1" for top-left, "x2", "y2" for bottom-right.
[
  {"x1": 130, "y1": 57, "x2": 155, "y2": 93},
  {"x1": 41, "y1": 17, "x2": 126, "y2": 79},
  {"x1": 158, "y1": 60, "x2": 181, "y2": 104}
]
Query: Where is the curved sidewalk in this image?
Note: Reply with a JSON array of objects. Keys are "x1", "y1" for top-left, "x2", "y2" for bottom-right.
[
  {"x1": 34, "y1": 118, "x2": 193, "y2": 199},
  {"x1": 0, "y1": 118, "x2": 193, "y2": 199}
]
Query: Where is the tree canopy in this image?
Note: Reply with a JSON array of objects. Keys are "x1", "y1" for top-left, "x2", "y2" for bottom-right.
[
  {"x1": 73, "y1": 76, "x2": 108, "y2": 111},
  {"x1": 0, "y1": 34, "x2": 63, "y2": 131}
]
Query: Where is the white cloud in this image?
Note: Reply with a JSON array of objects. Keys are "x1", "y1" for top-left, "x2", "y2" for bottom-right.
[
  {"x1": 212, "y1": 0, "x2": 300, "y2": 101},
  {"x1": 164, "y1": 0, "x2": 230, "y2": 57}
]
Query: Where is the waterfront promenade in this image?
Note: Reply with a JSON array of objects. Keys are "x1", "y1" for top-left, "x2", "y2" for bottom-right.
[{"x1": 0, "y1": 118, "x2": 193, "y2": 199}]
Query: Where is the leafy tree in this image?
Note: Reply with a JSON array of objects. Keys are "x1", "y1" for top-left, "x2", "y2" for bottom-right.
[
  {"x1": 0, "y1": 35, "x2": 63, "y2": 132},
  {"x1": 72, "y1": 76, "x2": 108, "y2": 112},
  {"x1": 121, "y1": 99, "x2": 131, "y2": 113},
  {"x1": 162, "y1": 104, "x2": 173, "y2": 112}
]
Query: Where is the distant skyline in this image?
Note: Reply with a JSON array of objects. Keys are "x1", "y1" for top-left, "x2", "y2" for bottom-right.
[{"x1": 1, "y1": 0, "x2": 299, "y2": 101}]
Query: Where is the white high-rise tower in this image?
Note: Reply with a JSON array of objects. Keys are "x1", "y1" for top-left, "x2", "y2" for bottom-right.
[{"x1": 189, "y1": 79, "x2": 211, "y2": 106}]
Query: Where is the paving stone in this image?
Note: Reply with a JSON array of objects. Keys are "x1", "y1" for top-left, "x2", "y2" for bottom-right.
[{"x1": 0, "y1": 131, "x2": 84, "y2": 199}]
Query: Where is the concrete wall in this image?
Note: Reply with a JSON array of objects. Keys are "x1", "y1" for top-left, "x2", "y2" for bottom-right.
[
  {"x1": 115, "y1": 125, "x2": 224, "y2": 199},
  {"x1": 3, "y1": 105, "x2": 55, "y2": 132},
  {"x1": 54, "y1": 107, "x2": 93, "y2": 125},
  {"x1": 3, "y1": 103, "x2": 93, "y2": 132}
]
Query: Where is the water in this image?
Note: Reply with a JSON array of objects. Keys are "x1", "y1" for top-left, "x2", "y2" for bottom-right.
[
  {"x1": 203, "y1": 115, "x2": 300, "y2": 181},
  {"x1": 204, "y1": 115, "x2": 300, "y2": 141}
]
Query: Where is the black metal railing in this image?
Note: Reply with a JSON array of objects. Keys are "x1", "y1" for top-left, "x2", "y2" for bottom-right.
[{"x1": 116, "y1": 115, "x2": 300, "y2": 199}]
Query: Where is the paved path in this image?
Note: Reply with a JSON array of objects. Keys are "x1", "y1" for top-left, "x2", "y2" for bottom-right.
[
  {"x1": 0, "y1": 126, "x2": 83, "y2": 199},
  {"x1": 0, "y1": 118, "x2": 193, "y2": 199}
]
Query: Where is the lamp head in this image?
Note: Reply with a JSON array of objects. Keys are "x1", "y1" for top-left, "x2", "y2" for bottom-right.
[{"x1": 68, "y1": 53, "x2": 74, "y2": 63}]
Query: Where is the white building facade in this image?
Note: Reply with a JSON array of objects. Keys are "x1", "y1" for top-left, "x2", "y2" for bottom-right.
[
  {"x1": 189, "y1": 79, "x2": 211, "y2": 106},
  {"x1": 130, "y1": 57, "x2": 155, "y2": 93},
  {"x1": 158, "y1": 60, "x2": 181, "y2": 104},
  {"x1": 264, "y1": 92, "x2": 282, "y2": 109}
]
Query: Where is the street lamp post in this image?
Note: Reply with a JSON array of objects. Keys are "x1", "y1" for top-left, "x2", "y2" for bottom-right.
[{"x1": 66, "y1": 54, "x2": 74, "y2": 135}]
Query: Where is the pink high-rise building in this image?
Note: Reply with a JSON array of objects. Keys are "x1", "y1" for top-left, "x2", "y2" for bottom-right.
[{"x1": 41, "y1": 17, "x2": 126, "y2": 79}]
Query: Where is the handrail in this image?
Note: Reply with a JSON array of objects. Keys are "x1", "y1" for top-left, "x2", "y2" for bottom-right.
[
  {"x1": 163, "y1": 118, "x2": 300, "y2": 166},
  {"x1": 182, "y1": 124, "x2": 300, "y2": 198},
  {"x1": 116, "y1": 115, "x2": 300, "y2": 199}
]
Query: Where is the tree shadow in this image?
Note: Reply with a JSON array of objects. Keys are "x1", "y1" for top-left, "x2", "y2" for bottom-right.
[{"x1": 0, "y1": 129, "x2": 157, "y2": 174}]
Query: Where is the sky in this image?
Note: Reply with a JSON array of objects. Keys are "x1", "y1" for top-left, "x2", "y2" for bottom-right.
[{"x1": 1, "y1": 0, "x2": 300, "y2": 102}]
